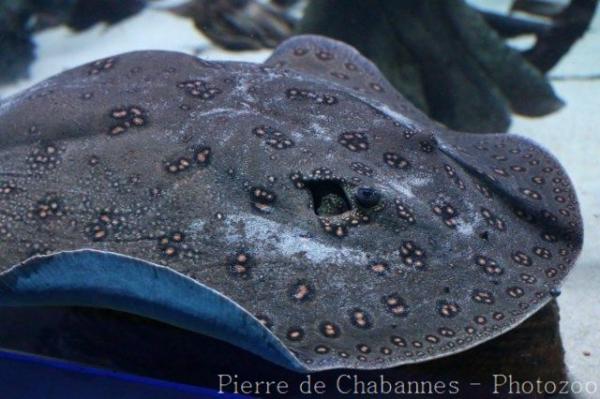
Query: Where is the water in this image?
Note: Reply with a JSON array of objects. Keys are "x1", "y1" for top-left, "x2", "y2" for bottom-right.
[{"x1": 0, "y1": 1, "x2": 598, "y2": 397}]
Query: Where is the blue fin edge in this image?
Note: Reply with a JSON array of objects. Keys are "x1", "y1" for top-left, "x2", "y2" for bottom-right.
[{"x1": 0, "y1": 249, "x2": 306, "y2": 372}]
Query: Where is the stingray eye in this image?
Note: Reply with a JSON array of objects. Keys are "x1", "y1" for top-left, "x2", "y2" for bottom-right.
[{"x1": 355, "y1": 187, "x2": 381, "y2": 208}]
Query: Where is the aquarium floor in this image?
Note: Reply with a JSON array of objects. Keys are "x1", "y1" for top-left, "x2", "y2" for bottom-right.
[
  {"x1": 0, "y1": 1, "x2": 598, "y2": 397},
  {"x1": 512, "y1": 59, "x2": 600, "y2": 399}
]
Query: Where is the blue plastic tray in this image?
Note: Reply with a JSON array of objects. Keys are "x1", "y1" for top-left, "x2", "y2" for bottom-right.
[{"x1": 0, "y1": 349, "x2": 248, "y2": 399}]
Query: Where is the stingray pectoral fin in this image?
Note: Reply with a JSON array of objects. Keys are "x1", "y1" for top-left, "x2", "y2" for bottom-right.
[
  {"x1": 0, "y1": 249, "x2": 306, "y2": 372},
  {"x1": 266, "y1": 35, "x2": 433, "y2": 126},
  {"x1": 438, "y1": 129, "x2": 583, "y2": 255}
]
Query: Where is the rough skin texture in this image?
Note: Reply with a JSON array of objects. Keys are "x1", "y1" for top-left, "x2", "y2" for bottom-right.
[{"x1": 0, "y1": 35, "x2": 583, "y2": 371}]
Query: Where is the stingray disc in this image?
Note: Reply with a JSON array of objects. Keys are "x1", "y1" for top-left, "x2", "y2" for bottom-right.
[{"x1": 0, "y1": 35, "x2": 583, "y2": 372}]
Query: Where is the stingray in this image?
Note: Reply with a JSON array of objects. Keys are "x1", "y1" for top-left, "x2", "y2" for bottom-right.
[{"x1": 0, "y1": 35, "x2": 583, "y2": 372}]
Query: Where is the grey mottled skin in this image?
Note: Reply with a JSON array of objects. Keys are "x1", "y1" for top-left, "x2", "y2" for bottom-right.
[{"x1": 0, "y1": 35, "x2": 583, "y2": 371}]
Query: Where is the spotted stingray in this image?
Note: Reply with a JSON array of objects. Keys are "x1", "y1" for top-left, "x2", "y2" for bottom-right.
[{"x1": 0, "y1": 35, "x2": 583, "y2": 372}]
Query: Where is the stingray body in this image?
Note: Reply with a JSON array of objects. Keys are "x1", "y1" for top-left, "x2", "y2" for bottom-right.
[{"x1": 0, "y1": 35, "x2": 583, "y2": 372}]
